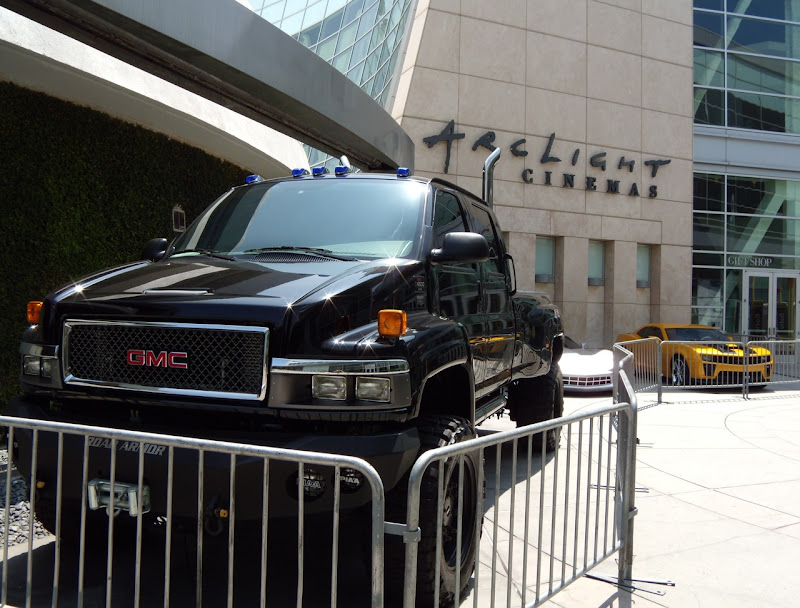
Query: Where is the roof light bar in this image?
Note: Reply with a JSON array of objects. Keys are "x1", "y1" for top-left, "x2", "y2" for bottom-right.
[
  {"x1": 312, "y1": 167, "x2": 329, "y2": 176},
  {"x1": 396, "y1": 167, "x2": 410, "y2": 177},
  {"x1": 245, "y1": 174, "x2": 264, "y2": 184},
  {"x1": 334, "y1": 166, "x2": 349, "y2": 176},
  {"x1": 292, "y1": 168, "x2": 310, "y2": 178}
]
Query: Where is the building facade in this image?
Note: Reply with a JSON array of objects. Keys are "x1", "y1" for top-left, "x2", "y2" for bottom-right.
[
  {"x1": 261, "y1": 0, "x2": 800, "y2": 347},
  {"x1": 692, "y1": 0, "x2": 800, "y2": 340}
]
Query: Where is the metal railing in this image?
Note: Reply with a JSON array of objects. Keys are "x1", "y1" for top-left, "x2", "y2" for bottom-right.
[
  {"x1": 615, "y1": 338, "x2": 800, "y2": 403},
  {"x1": 1, "y1": 417, "x2": 385, "y2": 608},
  {"x1": 401, "y1": 374, "x2": 639, "y2": 607},
  {"x1": 1, "y1": 372, "x2": 642, "y2": 607}
]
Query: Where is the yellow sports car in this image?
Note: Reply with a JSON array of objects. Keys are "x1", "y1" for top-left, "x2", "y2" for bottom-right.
[{"x1": 616, "y1": 324, "x2": 773, "y2": 386}]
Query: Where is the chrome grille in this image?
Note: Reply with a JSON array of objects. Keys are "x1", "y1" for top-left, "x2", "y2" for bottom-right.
[{"x1": 63, "y1": 321, "x2": 268, "y2": 400}]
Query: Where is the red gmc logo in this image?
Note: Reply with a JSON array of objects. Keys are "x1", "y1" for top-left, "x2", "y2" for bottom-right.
[{"x1": 126, "y1": 349, "x2": 188, "y2": 369}]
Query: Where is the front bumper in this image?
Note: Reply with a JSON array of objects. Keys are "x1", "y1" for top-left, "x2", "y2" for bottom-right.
[{"x1": 5, "y1": 397, "x2": 420, "y2": 521}]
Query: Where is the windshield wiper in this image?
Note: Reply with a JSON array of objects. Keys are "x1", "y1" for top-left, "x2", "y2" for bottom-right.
[
  {"x1": 243, "y1": 246, "x2": 357, "y2": 261},
  {"x1": 171, "y1": 248, "x2": 236, "y2": 261}
]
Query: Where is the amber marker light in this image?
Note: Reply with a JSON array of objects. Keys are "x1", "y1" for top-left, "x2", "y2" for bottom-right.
[
  {"x1": 27, "y1": 301, "x2": 43, "y2": 324},
  {"x1": 378, "y1": 309, "x2": 407, "y2": 339}
]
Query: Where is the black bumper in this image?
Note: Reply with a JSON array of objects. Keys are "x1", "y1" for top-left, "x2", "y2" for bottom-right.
[{"x1": 5, "y1": 397, "x2": 420, "y2": 521}]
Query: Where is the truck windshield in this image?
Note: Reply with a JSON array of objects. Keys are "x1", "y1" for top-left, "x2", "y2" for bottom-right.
[{"x1": 172, "y1": 178, "x2": 427, "y2": 260}]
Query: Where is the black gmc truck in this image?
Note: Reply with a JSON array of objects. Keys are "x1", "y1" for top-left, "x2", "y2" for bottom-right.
[{"x1": 8, "y1": 156, "x2": 563, "y2": 605}]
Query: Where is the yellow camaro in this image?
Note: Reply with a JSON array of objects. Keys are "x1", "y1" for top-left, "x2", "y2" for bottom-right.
[{"x1": 616, "y1": 324, "x2": 773, "y2": 386}]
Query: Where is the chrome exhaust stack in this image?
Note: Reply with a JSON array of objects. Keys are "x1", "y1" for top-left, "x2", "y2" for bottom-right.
[{"x1": 482, "y1": 148, "x2": 501, "y2": 208}]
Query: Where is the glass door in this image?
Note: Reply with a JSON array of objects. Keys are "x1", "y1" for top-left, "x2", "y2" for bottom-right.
[{"x1": 743, "y1": 272, "x2": 799, "y2": 339}]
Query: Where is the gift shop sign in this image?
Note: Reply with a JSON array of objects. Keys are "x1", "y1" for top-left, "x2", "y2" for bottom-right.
[{"x1": 423, "y1": 120, "x2": 671, "y2": 199}]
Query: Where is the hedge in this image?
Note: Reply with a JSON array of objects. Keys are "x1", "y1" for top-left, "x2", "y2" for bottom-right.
[{"x1": 0, "y1": 82, "x2": 249, "y2": 410}]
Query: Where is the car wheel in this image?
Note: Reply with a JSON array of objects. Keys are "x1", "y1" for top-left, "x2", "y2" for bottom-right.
[{"x1": 671, "y1": 356, "x2": 690, "y2": 386}]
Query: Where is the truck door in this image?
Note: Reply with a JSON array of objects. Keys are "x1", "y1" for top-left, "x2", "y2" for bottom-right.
[
  {"x1": 432, "y1": 189, "x2": 485, "y2": 387},
  {"x1": 467, "y1": 202, "x2": 515, "y2": 398}
]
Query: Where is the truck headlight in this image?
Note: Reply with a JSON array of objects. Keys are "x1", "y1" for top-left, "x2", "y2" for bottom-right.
[
  {"x1": 312, "y1": 375, "x2": 347, "y2": 400},
  {"x1": 23, "y1": 355, "x2": 57, "y2": 378},
  {"x1": 355, "y1": 377, "x2": 391, "y2": 402}
]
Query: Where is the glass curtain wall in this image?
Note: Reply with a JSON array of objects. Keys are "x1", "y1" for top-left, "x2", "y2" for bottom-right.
[
  {"x1": 253, "y1": 0, "x2": 414, "y2": 168},
  {"x1": 692, "y1": 173, "x2": 800, "y2": 331},
  {"x1": 694, "y1": 0, "x2": 800, "y2": 133},
  {"x1": 692, "y1": 1, "x2": 800, "y2": 333}
]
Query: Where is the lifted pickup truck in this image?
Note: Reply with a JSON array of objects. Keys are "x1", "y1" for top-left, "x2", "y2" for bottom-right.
[{"x1": 8, "y1": 154, "x2": 563, "y2": 605}]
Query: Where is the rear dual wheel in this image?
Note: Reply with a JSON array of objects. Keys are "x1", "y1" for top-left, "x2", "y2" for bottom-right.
[{"x1": 507, "y1": 362, "x2": 564, "y2": 452}]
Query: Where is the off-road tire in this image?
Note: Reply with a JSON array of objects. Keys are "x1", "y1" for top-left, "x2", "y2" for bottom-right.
[
  {"x1": 507, "y1": 362, "x2": 564, "y2": 452},
  {"x1": 385, "y1": 415, "x2": 480, "y2": 607}
]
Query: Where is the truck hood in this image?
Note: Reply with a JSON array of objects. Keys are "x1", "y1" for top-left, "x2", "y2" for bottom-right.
[{"x1": 43, "y1": 256, "x2": 424, "y2": 350}]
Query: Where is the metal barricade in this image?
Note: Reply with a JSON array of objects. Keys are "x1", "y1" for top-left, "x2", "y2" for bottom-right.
[
  {"x1": 614, "y1": 338, "x2": 660, "y2": 397},
  {"x1": 0, "y1": 416, "x2": 385, "y2": 608},
  {"x1": 401, "y1": 376, "x2": 639, "y2": 607},
  {"x1": 745, "y1": 339, "x2": 800, "y2": 397}
]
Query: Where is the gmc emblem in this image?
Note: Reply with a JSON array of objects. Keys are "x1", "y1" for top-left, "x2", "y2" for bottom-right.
[{"x1": 127, "y1": 349, "x2": 188, "y2": 369}]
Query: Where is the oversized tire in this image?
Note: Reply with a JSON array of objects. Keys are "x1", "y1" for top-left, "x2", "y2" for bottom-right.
[
  {"x1": 671, "y1": 355, "x2": 690, "y2": 386},
  {"x1": 385, "y1": 415, "x2": 481, "y2": 607},
  {"x1": 507, "y1": 362, "x2": 564, "y2": 452}
]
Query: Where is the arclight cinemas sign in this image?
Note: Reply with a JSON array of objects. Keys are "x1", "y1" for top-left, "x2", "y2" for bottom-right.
[{"x1": 423, "y1": 120, "x2": 671, "y2": 199}]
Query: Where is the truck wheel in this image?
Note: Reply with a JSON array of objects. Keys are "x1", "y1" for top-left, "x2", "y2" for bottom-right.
[
  {"x1": 385, "y1": 416, "x2": 480, "y2": 607},
  {"x1": 508, "y1": 362, "x2": 563, "y2": 452},
  {"x1": 415, "y1": 415, "x2": 480, "y2": 607}
]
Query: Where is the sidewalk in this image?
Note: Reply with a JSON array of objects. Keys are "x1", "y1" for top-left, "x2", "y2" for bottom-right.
[{"x1": 538, "y1": 388, "x2": 800, "y2": 607}]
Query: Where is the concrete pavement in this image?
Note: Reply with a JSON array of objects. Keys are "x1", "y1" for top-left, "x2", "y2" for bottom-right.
[{"x1": 534, "y1": 388, "x2": 800, "y2": 607}]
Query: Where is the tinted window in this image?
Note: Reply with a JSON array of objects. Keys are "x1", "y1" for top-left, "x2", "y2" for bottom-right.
[
  {"x1": 432, "y1": 190, "x2": 467, "y2": 248},
  {"x1": 172, "y1": 179, "x2": 426, "y2": 260},
  {"x1": 469, "y1": 203, "x2": 504, "y2": 274}
]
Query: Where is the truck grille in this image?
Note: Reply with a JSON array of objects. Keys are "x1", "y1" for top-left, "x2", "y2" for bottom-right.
[{"x1": 63, "y1": 321, "x2": 268, "y2": 400}]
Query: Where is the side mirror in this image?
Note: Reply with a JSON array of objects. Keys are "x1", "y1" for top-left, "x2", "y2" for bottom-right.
[
  {"x1": 141, "y1": 238, "x2": 169, "y2": 262},
  {"x1": 430, "y1": 232, "x2": 490, "y2": 265}
]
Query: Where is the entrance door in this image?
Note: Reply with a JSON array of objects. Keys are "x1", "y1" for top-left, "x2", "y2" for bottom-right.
[{"x1": 743, "y1": 272, "x2": 799, "y2": 339}]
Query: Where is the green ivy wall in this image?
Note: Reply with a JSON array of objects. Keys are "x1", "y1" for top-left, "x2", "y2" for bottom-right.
[{"x1": 0, "y1": 82, "x2": 249, "y2": 409}]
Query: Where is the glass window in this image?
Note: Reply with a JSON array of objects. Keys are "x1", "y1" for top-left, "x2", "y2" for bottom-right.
[
  {"x1": 727, "y1": 215, "x2": 800, "y2": 256},
  {"x1": 432, "y1": 190, "x2": 466, "y2": 248},
  {"x1": 728, "y1": 53, "x2": 794, "y2": 96},
  {"x1": 694, "y1": 252, "x2": 724, "y2": 266},
  {"x1": 637, "y1": 245, "x2": 651, "y2": 287},
  {"x1": 535, "y1": 236, "x2": 555, "y2": 282},
  {"x1": 336, "y1": 20, "x2": 359, "y2": 52},
  {"x1": 694, "y1": 88, "x2": 725, "y2": 125},
  {"x1": 316, "y1": 35, "x2": 337, "y2": 61},
  {"x1": 727, "y1": 177, "x2": 800, "y2": 217},
  {"x1": 727, "y1": 16, "x2": 800, "y2": 60},
  {"x1": 694, "y1": 11, "x2": 724, "y2": 48},
  {"x1": 357, "y1": 2, "x2": 379, "y2": 39},
  {"x1": 320, "y1": 8, "x2": 345, "y2": 40},
  {"x1": 693, "y1": 267, "x2": 723, "y2": 306},
  {"x1": 347, "y1": 60, "x2": 365, "y2": 84},
  {"x1": 694, "y1": 0, "x2": 723, "y2": 10},
  {"x1": 343, "y1": 0, "x2": 365, "y2": 26},
  {"x1": 469, "y1": 204, "x2": 504, "y2": 275},
  {"x1": 694, "y1": 173, "x2": 725, "y2": 212},
  {"x1": 298, "y1": 23, "x2": 321, "y2": 47},
  {"x1": 694, "y1": 48, "x2": 725, "y2": 87},
  {"x1": 301, "y1": 0, "x2": 326, "y2": 29},
  {"x1": 724, "y1": 268, "x2": 743, "y2": 333},
  {"x1": 332, "y1": 46, "x2": 354, "y2": 72},
  {"x1": 726, "y1": 0, "x2": 786, "y2": 20},
  {"x1": 692, "y1": 307, "x2": 725, "y2": 328},
  {"x1": 728, "y1": 90, "x2": 800, "y2": 134},
  {"x1": 588, "y1": 241, "x2": 605, "y2": 285},
  {"x1": 693, "y1": 213, "x2": 725, "y2": 251},
  {"x1": 171, "y1": 178, "x2": 427, "y2": 260},
  {"x1": 351, "y1": 33, "x2": 371, "y2": 65}
]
